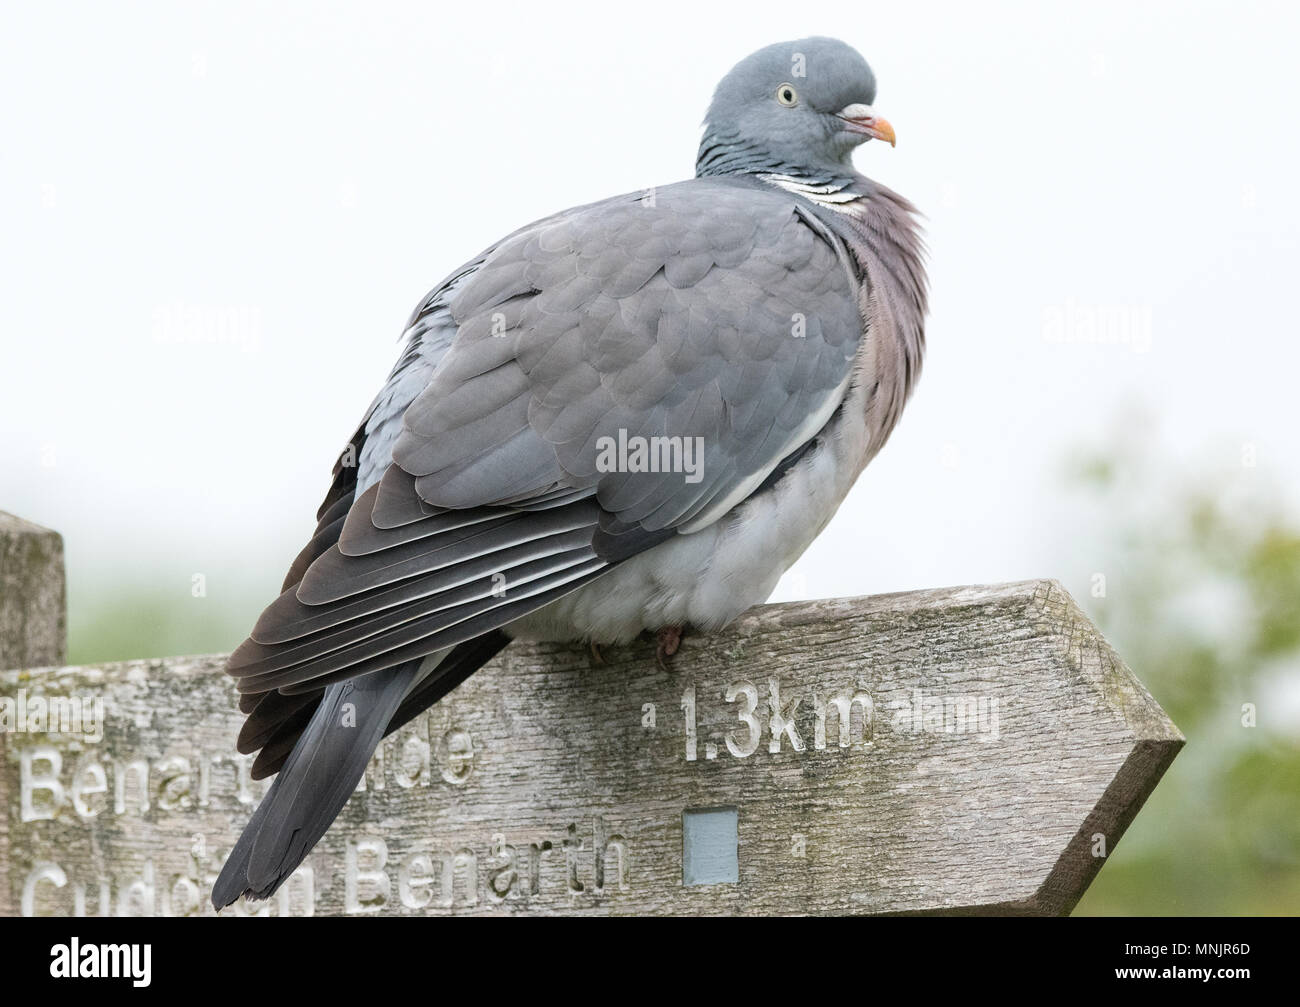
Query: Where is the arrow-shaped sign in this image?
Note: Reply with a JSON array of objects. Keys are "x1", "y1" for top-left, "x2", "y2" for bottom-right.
[{"x1": 0, "y1": 579, "x2": 1181, "y2": 916}]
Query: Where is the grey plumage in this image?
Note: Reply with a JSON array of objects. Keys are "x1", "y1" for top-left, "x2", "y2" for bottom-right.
[
  {"x1": 213, "y1": 36, "x2": 928, "y2": 908},
  {"x1": 212, "y1": 662, "x2": 423, "y2": 904}
]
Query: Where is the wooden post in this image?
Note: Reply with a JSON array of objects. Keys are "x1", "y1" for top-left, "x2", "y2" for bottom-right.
[
  {"x1": 0, "y1": 512, "x2": 66, "y2": 672},
  {"x1": 0, "y1": 511, "x2": 67, "y2": 915},
  {"x1": 0, "y1": 513, "x2": 1182, "y2": 916}
]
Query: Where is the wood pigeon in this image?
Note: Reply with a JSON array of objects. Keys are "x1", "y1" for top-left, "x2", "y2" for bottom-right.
[{"x1": 213, "y1": 36, "x2": 928, "y2": 908}]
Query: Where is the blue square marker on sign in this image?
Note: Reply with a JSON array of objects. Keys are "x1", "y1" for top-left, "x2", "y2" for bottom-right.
[{"x1": 682, "y1": 806, "x2": 739, "y2": 885}]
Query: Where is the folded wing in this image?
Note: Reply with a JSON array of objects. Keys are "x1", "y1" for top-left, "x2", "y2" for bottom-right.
[{"x1": 229, "y1": 177, "x2": 865, "y2": 768}]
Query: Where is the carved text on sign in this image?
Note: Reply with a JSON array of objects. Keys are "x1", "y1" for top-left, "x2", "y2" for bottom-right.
[
  {"x1": 343, "y1": 815, "x2": 631, "y2": 913},
  {"x1": 679, "y1": 677, "x2": 874, "y2": 761}
]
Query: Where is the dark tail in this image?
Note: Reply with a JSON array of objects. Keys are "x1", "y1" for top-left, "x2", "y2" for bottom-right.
[{"x1": 211, "y1": 660, "x2": 421, "y2": 908}]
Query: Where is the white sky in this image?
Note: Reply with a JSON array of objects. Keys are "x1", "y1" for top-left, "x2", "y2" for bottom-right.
[{"x1": 2, "y1": 0, "x2": 1297, "y2": 630}]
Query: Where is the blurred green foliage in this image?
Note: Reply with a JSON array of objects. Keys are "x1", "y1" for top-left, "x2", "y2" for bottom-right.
[
  {"x1": 67, "y1": 568, "x2": 271, "y2": 666},
  {"x1": 1067, "y1": 439, "x2": 1300, "y2": 916}
]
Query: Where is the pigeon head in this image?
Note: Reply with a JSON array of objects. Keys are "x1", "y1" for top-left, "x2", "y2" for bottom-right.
[{"x1": 696, "y1": 37, "x2": 893, "y2": 179}]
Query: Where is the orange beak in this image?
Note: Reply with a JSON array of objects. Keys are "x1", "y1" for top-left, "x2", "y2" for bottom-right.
[{"x1": 836, "y1": 103, "x2": 897, "y2": 147}]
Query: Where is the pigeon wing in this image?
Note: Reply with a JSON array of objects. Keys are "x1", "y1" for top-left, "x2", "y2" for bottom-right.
[{"x1": 227, "y1": 177, "x2": 863, "y2": 709}]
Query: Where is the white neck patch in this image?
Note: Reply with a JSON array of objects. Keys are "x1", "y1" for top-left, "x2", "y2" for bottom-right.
[{"x1": 758, "y1": 173, "x2": 864, "y2": 212}]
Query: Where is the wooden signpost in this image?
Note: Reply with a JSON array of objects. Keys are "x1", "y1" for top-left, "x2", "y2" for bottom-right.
[
  {"x1": 0, "y1": 510, "x2": 1182, "y2": 916},
  {"x1": 0, "y1": 512, "x2": 65, "y2": 671}
]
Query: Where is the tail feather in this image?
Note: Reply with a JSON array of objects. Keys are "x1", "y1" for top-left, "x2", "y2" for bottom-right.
[
  {"x1": 212, "y1": 658, "x2": 424, "y2": 908},
  {"x1": 385, "y1": 630, "x2": 509, "y2": 738}
]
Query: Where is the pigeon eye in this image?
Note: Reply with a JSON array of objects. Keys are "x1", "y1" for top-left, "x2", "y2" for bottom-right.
[{"x1": 776, "y1": 83, "x2": 798, "y2": 106}]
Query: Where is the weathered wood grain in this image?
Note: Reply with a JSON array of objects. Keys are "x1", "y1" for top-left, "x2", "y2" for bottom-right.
[
  {"x1": 0, "y1": 511, "x2": 66, "y2": 672},
  {"x1": 0, "y1": 579, "x2": 1182, "y2": 916},
  {"x1": 0, "y1": 509, "x2": 69, "y2": 914}
]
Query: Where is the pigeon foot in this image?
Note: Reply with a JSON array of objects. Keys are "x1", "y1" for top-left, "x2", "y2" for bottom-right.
[{"x1": 655, "y1": 624, "x2": 685, "y2": 671}]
